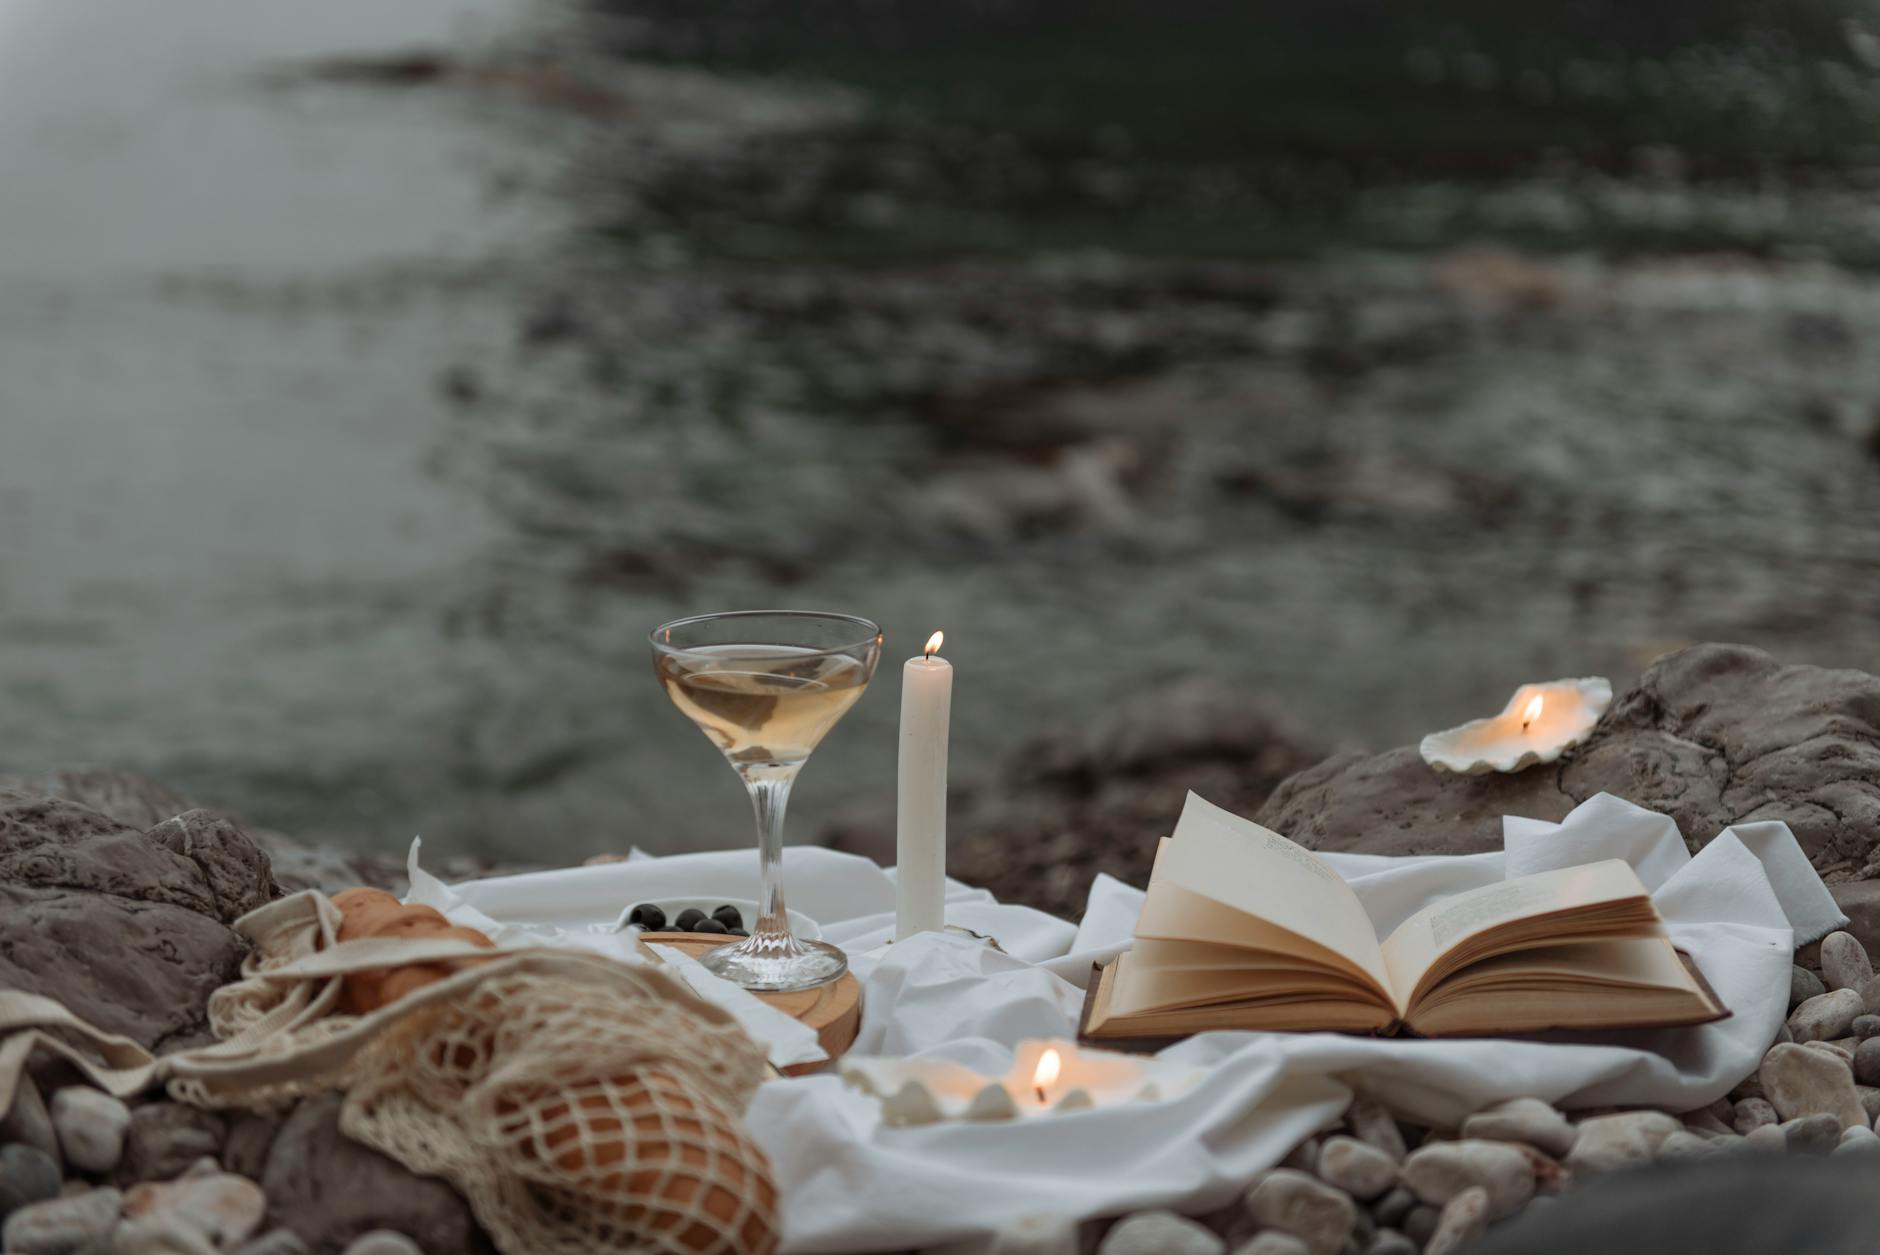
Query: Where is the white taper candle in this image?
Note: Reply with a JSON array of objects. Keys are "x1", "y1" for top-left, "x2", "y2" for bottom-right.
[{"x1": 896, "y1": 630, "x2": 952, "y2": 941}]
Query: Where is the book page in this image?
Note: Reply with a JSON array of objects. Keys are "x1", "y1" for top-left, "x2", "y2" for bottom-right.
[
  {"x1": 1380, "y1": 860, "x2": 1651, "y2": 1000},
  {"x1": 1149, "y1": 792, "x2": 1393, "y2": 1001}
]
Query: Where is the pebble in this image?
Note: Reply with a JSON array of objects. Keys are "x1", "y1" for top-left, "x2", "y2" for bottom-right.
[
  {"x1": 50, "y1": 1089, "x2": 131, "y2": 1175},
  {"x1": 1656, "y1": 1130, "x2": 1719, "y2": 1159},
  {"x1": 114, "y1": 1213, "x2": 220, "y2": 1254},
  {"x1": 1782, "y1": 1113, "x2": 1843, "y2": 1153},
  {"x1": 1821, "y1": 932, "x2": 1873, "y2": 991},
  {"x1": 0, "y1": 1144, "x2": 63, "y2": 1220},
  {"x1": 1792, "y1": 965, "x2": 1827, "y2": 1007},
  {"x1": 1401, "y1": 1206, "x2": 1438, "y2": 1247},
  {"x1": 1853, "y1": 1016, "x2": 1880, "y2": 1041},
  {"x1": 1364, "y1": 1231, "x2": 1415, "y2": 1255},
  {"x1": 1760, "y1": 1042, "x2": 1868, "y2": 1129},
  {"x1": 0, "y1": 1075, "x2": 63, "y2": 1167},
  {"x1": 123, "y1": 1172, "x2": 266, "y2": 1250},
  {"x1": 1804, "y1": 1040, "x2": 1855, "y2": 1066},
  {"x1": 117, "y1": 1105, "x2": 225, "y2": 1187},
  {"x1": 1344, "y1": 1100, "x2": 1407, "y2": 1163},
  {"x1": 1859, "y1": 1087, "x2": 1880, "y2": 1123},
  {"x1": 1243, "y1": 1169, "x2": 1356, "y2": 1255},
  {"x1": 3, "y1": 1187, "x2": 122, "y2": 1255},
  {"x1": 1743, "y1": 1124, "x2": 1788, "y2": 1152},
  {"x1": 1422, "y1": 1186, "x2": 1488, "y2": 1255},
  {"x1": 1097, "y1": 1212, "x2": 1223, "y2": 1255},
  {"x1": 1460, "y1": 1097, "x2": 1577, "y2": 1157},
  {"x1": 1788, "y1": 990, "x2": 1864, "y2": 1043},
  {"x1": 1314, "y1": 1137, "x2": 1396, "y2": 1201},
  {"x1": 1681, "y1": 1109, "x2": 1734, "y2": 1138},
  {"x1": 234, "y1": 1231, "x2": 311, "y2": 1255},
  {"x1": 1859, "y1": 974, "x2": 1880, "y2": 1016},
  {"x1": 1839, "y1": 1124, "x2": 1879, "y2": 1147},
  {"x1": 1400, "y1": 1140, "x2": 1534, "y2": 1220},
  {"x1": 1371, "y1": 1186, "x2": 1415, "y2": 1229},
  {"x1": 1565, "y1": 1111, "x2": 1682, "y2": 1172},
  {"x1": 1232, "y1": 1234, "x2": 1308, "y2": 1255},
  {"x1": 1732, "y1": 1096, "x2": 1778, "y2": 1133},
  {"x1": 1856, "y1": 1039, "x2": 1880, "y2": 1086},
  {"x1": 1279, "y1": 1138, "x2": 1319, "y2": 1175}
]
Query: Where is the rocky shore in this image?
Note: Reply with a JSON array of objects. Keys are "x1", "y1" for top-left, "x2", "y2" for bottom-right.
[{"x1": 3, "y1": 640, "x2": 1880, "y2": 1252}]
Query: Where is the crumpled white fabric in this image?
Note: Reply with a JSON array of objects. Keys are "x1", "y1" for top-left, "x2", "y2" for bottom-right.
[{"x1": 424, "y1": 792, "x2": 1844, "y2": 1255}]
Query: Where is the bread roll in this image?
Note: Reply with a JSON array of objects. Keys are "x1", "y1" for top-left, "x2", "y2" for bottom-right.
[{"x1": 331, "y1": 888, "x2": 494, "y2": 1014}]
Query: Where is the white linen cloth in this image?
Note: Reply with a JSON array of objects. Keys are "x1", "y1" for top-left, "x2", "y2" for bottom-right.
[{"x1": 415, "y1": 792, "x2": 1843, "y2": 1255}]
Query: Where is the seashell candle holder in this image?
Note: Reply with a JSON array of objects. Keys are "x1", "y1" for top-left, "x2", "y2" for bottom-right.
[
  {"x1": 838, "y1": 1039, "x2": 1205, "y2": 1126},
  {"x1": 1419, "y1": 677, "x2": 1612, "y2": 774}
]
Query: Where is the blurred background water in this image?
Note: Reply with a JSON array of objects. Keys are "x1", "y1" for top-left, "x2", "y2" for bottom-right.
[{"x1": 4, "y1": 0, "x2": 1880, "y2": 865}]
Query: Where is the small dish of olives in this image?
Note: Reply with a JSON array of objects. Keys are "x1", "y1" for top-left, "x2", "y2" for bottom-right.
[{"x1": 610, "y1": 896, "x2": 822, "y2": 941}]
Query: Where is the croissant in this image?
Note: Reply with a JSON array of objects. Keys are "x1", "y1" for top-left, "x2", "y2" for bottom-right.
[{"x1": 330, "y1": 887, "x2": 495, "y2": 1014}]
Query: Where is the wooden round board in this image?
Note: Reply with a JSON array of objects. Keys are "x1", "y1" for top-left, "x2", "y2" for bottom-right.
[{"x1": 642, "y1": 934, "x2": 861, "y2": 1076}]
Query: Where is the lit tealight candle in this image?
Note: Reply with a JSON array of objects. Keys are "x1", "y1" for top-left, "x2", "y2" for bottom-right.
[
  {"x1": 1420, "y1": 677, "x2": 1612, "y2": 774},
  {"x1": 839, "y1": 1039, "x2": 1206, "y2": 1126},
  {"x1": 1032, "y1": 1048, "x2": 1060, "y2": 1104},
  {"x1": 896, "y1": 630, "x2": 952, "y2": 940}
]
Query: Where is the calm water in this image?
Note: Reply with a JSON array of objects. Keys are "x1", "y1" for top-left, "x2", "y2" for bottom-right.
[{"x1": 5, "y1": 0, "x2": 1880, "y2": 867}]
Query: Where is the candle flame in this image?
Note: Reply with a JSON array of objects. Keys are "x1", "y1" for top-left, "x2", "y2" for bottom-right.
[
  {"x1": 924, "y1": 630, "x2": 945, "y2": 659},
  {"x1": 1032, "y1": 1048, "x2": 1061, "y2": 1092},
  {"x1": 1522, "y1": 693, "x2": 1544, "y2": 731}
]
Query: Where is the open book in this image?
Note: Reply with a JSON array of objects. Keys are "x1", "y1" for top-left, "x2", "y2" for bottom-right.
[{"x1": 1081, "y1": 794, "x2": 1727, "y2": 1041}]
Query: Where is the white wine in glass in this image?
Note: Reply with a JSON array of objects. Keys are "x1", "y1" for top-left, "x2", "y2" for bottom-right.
[{"x1": 650, "y1": 611, "x2": 882, "y2": 991}]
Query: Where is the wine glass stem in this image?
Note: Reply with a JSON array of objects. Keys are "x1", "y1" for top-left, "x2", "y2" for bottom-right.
[{"x1": 741, "y1": 766, "x2": 800, "y2": 948}]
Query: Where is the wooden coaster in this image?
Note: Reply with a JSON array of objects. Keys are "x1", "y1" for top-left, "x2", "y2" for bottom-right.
[{"x1": 642, "y1": 934, "x2": 861, "y2": 1076}]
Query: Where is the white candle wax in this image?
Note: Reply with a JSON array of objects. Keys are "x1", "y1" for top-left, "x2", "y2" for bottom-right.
[{"x1": 896, "y1": 631, "x2": 952, "y2": 941}]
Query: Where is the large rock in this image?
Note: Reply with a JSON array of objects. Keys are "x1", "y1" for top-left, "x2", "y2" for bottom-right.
[
  {"x1": 1254, "y1": 645, "x2": 1880, "y2": 882},
  {"x1": 0, "y1": 883, "x2": 244, "y2": 1051},
  {"x1": 145, "y1": 810, "x2": 278, "y2": 922},
  {"x1": 261, "y1": 1094, "x2": 494, "y2": 1255},
  {"x1": 0, "y1": 784, "x2": 272, "y2": 1051}
]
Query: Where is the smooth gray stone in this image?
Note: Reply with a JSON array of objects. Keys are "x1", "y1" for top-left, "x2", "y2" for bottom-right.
[
  {"x1": 1782, "y1": 1113, "x2": 1844, "y2": 1153},
  {"x1": 0, "y1": 1144, "x2": 62, "y2": 1220},
  {"x1": 115, "y1": 1103, "x2": 225, "y2": 1187},
  {"x1": 2, "y1": 1187, "x2": 121, "y2": 1255},
  {"x1": 1822, "y1": 933, "x2": 1874, "y2": 993},
  {"x1": 0, "y1": 1075, "x2": 62, "y2": 1167},
  {"x1": 1244, "y1": 1169, "x2": 1356, "y2": 1255},
  {"x1": 1461, "y1": 1097, "x2": 1578, "y2": 1158},
  {"x1": 1097, "y1": 1212, "x2": 1224, "y2": 1255},
  {"x1": 261, "y1": 1094, "x2": 491, "y2": 1255},
  {"x1": 50, "y1": 1090, "x2": 129, "y2": 1175}
]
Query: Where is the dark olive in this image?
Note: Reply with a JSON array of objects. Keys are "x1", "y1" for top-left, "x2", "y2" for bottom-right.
[
  {"x1": 711, "y1": 905, "x2": 744, "y2": 929},
  {"x1": 673, "y1": 908, "x2": 708, "y2": 931},
  {"x1": 728, "y1": 927, "x2": 750, "y2": 938},
  {"x1": 693, "y1": 918, "x2": 729, "y2": 935},
  {"x1": 627, "y1": 904, "x2": 667, "y2": 931}
]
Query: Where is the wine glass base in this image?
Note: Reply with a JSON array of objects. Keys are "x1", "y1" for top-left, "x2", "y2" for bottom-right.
[{"x1": 700, "y1": 936, "x2": 848, "y2": 992}]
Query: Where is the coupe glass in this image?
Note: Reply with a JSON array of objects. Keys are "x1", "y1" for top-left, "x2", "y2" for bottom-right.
[{"x1": 650, "y1": 610, "x2": 882, "y2": 991}]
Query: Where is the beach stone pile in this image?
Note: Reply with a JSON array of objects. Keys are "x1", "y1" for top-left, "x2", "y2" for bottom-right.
[
  {"x1": 1071, "y1": 926, "x2": 1880, "y2": 1255},
  {"x1": 0, "y1": 773, "x2": 493, "y2": 1255}
]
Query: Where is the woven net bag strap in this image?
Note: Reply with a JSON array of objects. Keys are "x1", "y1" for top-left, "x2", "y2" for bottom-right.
[{"x1": 168, "y1": 950, "x2": 726, "y2": 1101}]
